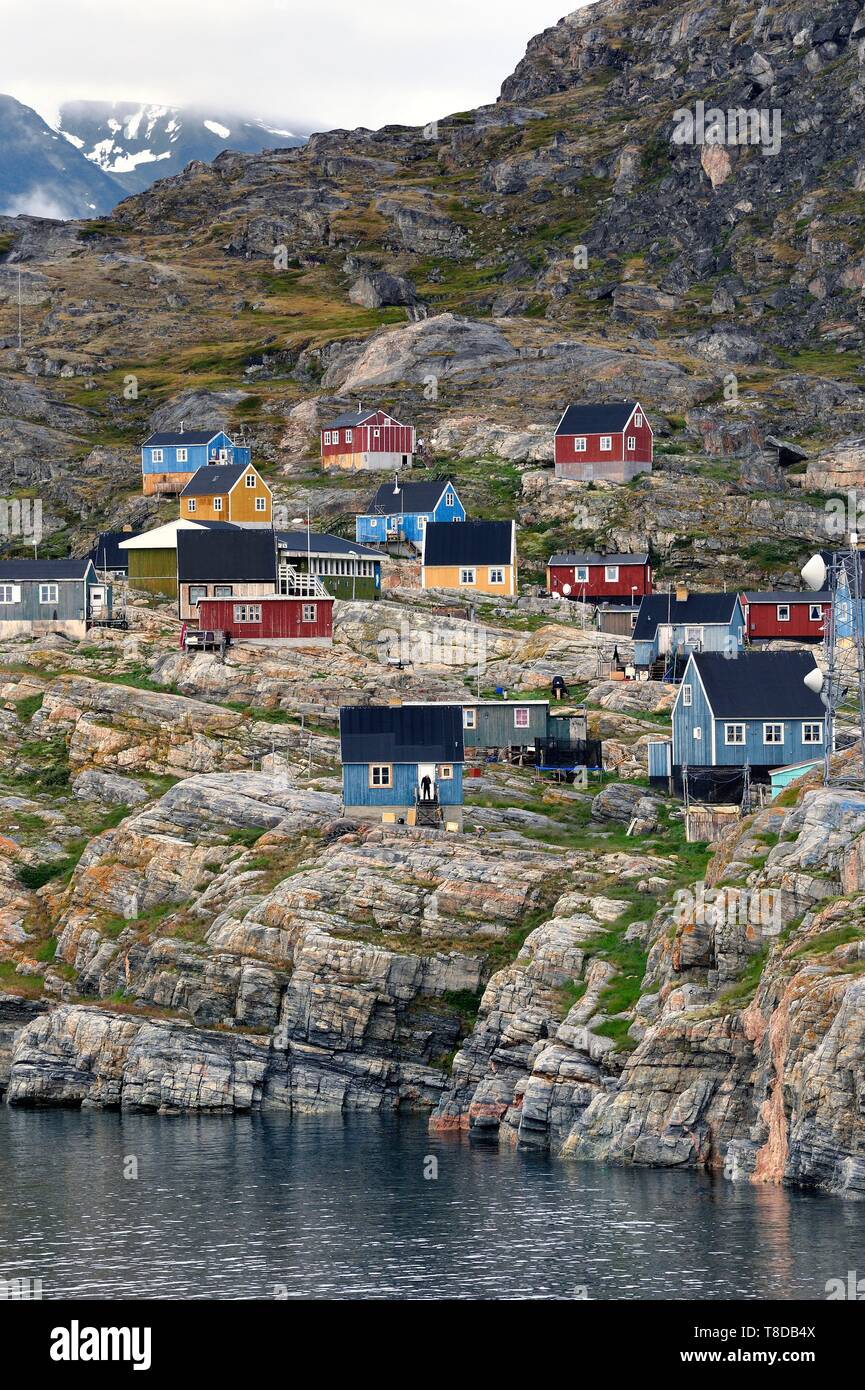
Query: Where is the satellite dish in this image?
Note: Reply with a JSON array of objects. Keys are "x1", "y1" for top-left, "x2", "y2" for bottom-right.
[
  {"x1": 803, "y1": 667, "x2": 824, "y2": 694},
  {"x1": 801, "y1": 554, "x2": 827, "y2": 591},
  {"x1": 562, "y1": 583, "x2": 572, "y2": 596}
]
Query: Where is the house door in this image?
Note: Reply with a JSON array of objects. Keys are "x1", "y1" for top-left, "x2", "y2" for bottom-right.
[
  {"x1": 90, "y1": 587, "x2": 106, "y2": 613},
  {"x1": 417, "y1": 762, "x2": 436, "y2": 801},
  {"x1": 657, "y1": 625, "x2": 671, "y2": 654}
]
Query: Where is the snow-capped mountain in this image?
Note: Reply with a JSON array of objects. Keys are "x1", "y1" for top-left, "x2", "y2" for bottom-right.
[
  {"x1": 0, "y1": 94, "x2": 119, "y2": 219},
  {"x1": 56, "y1": 101, "x2": 308, "y2": 195}
]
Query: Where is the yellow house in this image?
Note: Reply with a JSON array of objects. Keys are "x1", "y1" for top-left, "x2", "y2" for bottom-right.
[
  {"x1": 421, "y1": 520, "x2": 517, "y2": 596},
  {"x1": 179, "y1": 463, "x2": 272, "y2": 527}
]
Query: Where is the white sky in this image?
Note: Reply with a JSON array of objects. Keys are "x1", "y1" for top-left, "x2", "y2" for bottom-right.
[{"x1": 2, "y1": 0, "x2": 591, "y2": 133}]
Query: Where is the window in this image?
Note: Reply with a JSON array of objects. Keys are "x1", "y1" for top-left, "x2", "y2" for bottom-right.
[
  {"x1": 685, "y1": 626, "x2": 703, "y2": 645},
  {"x1": 39, "y1": 584, "x2": 58, "y2": 604},
  {"x1": 809, "y1": 604, "x2": 823, "y2": 622},
  {"x1": 187, "y1": 499, "x2": 196, "y2": 513},
  {"x1": 725, "y1": 723, "x2": 746, "y2": 745},
  {"x1": 0, "y1": 584, "x2": 20, "y2": 604},
  {"x1": 323, "y1": 431, "x2": 331, "y2": 445},
  {"x1": 255, "y1": 497, "x2": 267, "y2": 512},
  {"x1": 488, "y1": 567, "x2": 505, "y2": 585},
  {"x1": 634, "y1": 413, "x2": 643, "y2": 428},
  {"x1": 302, "y1": 604, "x2": 317, "y2": 623},
  {"x1": 345, "y1": 429, "x2": 352, "y2": 444},
  {"x1": 763, "y1": 723, "x2": 784, "y2": 745},
  {"x1": 189, "y1": 585, "x2": 207, "y2": 605},
  {"x1": 445, "y1": 490, "x2": 455, "y2": 507},
  {"x1": 459, "y1": 567, "x2": 476, "y2": 585},
  {"x1": 369, "y1": 763, "x2": 392, "y2": 788},
  {"x1": 693, "y1": 727, "x2": 702, "y2": 740},
  {"x1": 372, "y1": 428, "x2": 380, "y2": 439},
  {"x1": 627, "y1": 436, "x2": 636, "y2": 450},
  {"x1": 605, "y1": 565, "x2": 619, "y2": 582},
  {"x1": 233, "y1": 604, "x2": 261, "y2": 623},
  {"x1": 574, "y1": 437, "x2": 586, "y2": 452},
  {"x1": 151, "y1": 448, "x2": 163, "y2": 463},
  {"x1": 245, "y1": 473, "x2": 256, "y2": 487},
  {"x1": 600, "y1": 436, "x2": 612, "y2": 451},
  {"x1": 438, "y1": 764, "x2": 453, "y2": 780},
  {"x1": 802, "y1": 722, "x2": 823, "y2": 744},
  {"x1": 176, "y1": 447, "x2": 188, "y2": 463},
  {"x1": 463, "y1": 709, "x2": 476, "y2": 729},
  {"x1": 682, "y1": 684, "x2": 692, "y2": 707},
  {"x1": 213, "y1": 497, "x2": 223, "y2": 512},
  {"x1": 777, "y1": 605, "x2": 790, "y2": 622},
  {"x1": 514, "y1": 708, "x2": 530, "y2": 728},
  {"x1": 332, "y1": 430, "x2": 340, "y2": 444},
  {"x1": 575, "y1": 566, "x2": 589, "y2": 583},
  {"x1": 214, "y1": 586, "x2": 233, "y2": 597}
]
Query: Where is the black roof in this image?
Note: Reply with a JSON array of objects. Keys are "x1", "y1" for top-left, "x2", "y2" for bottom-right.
[
  {"x1": 322, "y1": 409, "x2": 378, "y2": 429},
  {"x1": 276, "y1": 530, "x2": 382, "y2": 558},
  {"x1": 744, "y1": 591, "x2": 831, "y2": 604},
  {"x1": 340, "y1": 705, "x2": 464, "y2": 764},
  {"x1": 548, "y1": 551, "x2": 649, "y2": 567},
  {"x1": 177, "y1": 529, "x2": 277, "y2": 583},
  {"x1": 180, "y1": 464, "x2": 253, "y2": 496},
  {"x1": 423, "y1": 520, "x2": 513, "y2": 567},
  {"x1": 555, "y1": 401, "x2": 640, "y2": 436},
  {"x1": 362, "y1": 479, "x2": 456, "y2": 515},
  {"x1": 690, "y1": 651, "x2": 825, "y2": 719},
  {"x1": 633, "y1": 592, "x2": 741, "y2": 640},
  {"x1": 0, "y1": 558, "x2": 92, "y2": 580},
  {"x1": 144, "y1": 430, "x2": 226, "y2": 446},
  {"x1": 86, "y1": 531, "x2": 139, "y2": 570}
]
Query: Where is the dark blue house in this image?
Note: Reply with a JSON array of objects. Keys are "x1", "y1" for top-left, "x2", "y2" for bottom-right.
[
  {"x1": 355, "y1": 478, "x2": 465, "y2": 547},
  {"x1": 648, "y1": 650, "x2": 827, "y2": 786},
  {"x1": 339, "y1": 704, "x2": 465, "y2": 829},
  {"x1": 141, "y1": 429, "x2": 251, "y2": 495},
  {"x1": 634, "y1": 589, "x2": 745, "y2": 676}
]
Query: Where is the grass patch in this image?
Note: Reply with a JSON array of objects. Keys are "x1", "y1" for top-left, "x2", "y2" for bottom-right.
[{"x1": 14, "y1": 693, "x2": 43, "y2": 721}]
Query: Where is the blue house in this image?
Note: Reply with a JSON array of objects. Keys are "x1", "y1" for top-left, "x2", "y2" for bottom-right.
[
  {"x1": 648, "y1": 650, "x2": 827, "y2": 785},
  {"x1": 141, "y1": 429, "x2": 251, "y2": 495},
  {"x1": 339, "y1": 704, "x2": 465, "y2": 829},
  {"x1": 355, "y1": 478, "x2": 465, "y2": 547},
  {"x1": 634, "y1": 589, "x2": 745, "y2": 676},
  {"x1": 0, "y1": 558, "x2": 111, "y2": 640}
]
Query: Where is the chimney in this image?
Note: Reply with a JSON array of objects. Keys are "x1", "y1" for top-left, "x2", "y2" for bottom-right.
[
  {"x1": 179, "y1": 420, "x2": 184, "y2": 434},
  {"x1": 122, "y1": 524, "x2": 132, "y2": 533},
  {"x1": 676, "y1": 583, "x2": 689, "y2": 602}
]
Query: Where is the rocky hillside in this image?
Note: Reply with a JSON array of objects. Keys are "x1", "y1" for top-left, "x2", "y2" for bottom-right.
[{"x1": 0, "y1": 0, "x2": 863, "y2": 583}]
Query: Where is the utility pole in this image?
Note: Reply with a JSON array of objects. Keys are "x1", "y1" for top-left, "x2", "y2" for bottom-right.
[{"x1": 17, "y1": 266, "x2": 22, "y2": 351}]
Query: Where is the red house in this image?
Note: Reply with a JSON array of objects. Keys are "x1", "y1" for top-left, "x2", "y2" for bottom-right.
[
  {"x1": 197, "y1": 592, "x2": 334, "y2": 646},
  {"x1": 554, "y1": 401, "x2": 653, "y2": 482},
  {"x1": 547, "y1": 551, "x2": 652, "y2": 603},
  {"x1": 321, "y1": 407, "x2": 415, "y2": 472},
  {"x1": 741, "y1": 591, "x2": 830, "y2": 642}
]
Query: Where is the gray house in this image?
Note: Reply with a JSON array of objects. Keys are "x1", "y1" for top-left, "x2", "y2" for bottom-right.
[{"x1": 0, "y1": 559, "x2": 111, "y2": 639}]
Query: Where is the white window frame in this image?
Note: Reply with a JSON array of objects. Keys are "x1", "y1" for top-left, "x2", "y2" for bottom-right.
[
  {"x1": 488, "y1": 566, "x2": 505, "y2": 585},
  {"x1": 255, "y1": 496, "x2": 267, "y2": 512},
  {"x1": 776, "y1": 604, "x2": 790, "y2": 622},
  {"x1": 459, "y1": 567, "x2": 476, "y2": 585},
  {"x1": 809, "y1": 604, "x2": 823, "y2": 622},
  {"x1": 369, "y1": 763, "x2": 392, "y2": 788},
  {"x1": 463, "y1": 708, "x2": 476, "y2": 729},
  {"x1": 438, "y1": 763, "x2": 454, "y2": 781},
  {"x1": 514, "y1": 708, "x2": 530, "y2": 729},
  {"x1": 599, "y1": 436, "x2": 612, "y2": 451},
  {"x1": 634, "y1": 412, "x2": 643, "y2": 428},
  {"x1": 213, "y1": 497, "x2": 223, "y2": 512},
  {"x1": 693, "y1": 727, "x2": 702, "y2": 740},
  {"x1": 574, "y1": 437, "x2": 587, "y2": 452},
  {"x1": 151, "y1": 448, "x2": 163, "y2": 463},
  {"x1": 763, "y1": 722, "x2": 784, "y2": 745},
  {"x1": 187, "y1": 499, "x2": 196, "y2": 513},
  {"x1": 323, "y1": 431, "x2": 331, "y2": 445},
  {"x1": 627, "y1": 436, "x2": 636, "y2": 450},
  {"x1": 605, "y1": 565, "x2": 619, "y2": 582},
  {"x1": 802, "y1": 722, "x2": 823, "y2": 745},
  {"x1": 685, "y1": 626, "x2": 703, "y2": 645},
  {"x1": 445, "y1": 490, "x2": 455, "y2": 507},
  {"x1": 302, "y1": 604, "x2": 317, "y2": 623},
  {"x1": 233, "y1": 604, "x2": 261, "y2": 624},
  {"x1": 575, "y1": 566, "x2": 589, "y2": 583},
  {"x1": 0, "y1": 584, "x2": 20, "y2": 604},
  {"x1": 39, "y1": 583, "x2": 59, "y2": 604},
  {"x1": 176, "y1": 447, "x2": 188, "y2": 463},
  {"x1": 682, "y1": 684, "x2": 692, "y2": 707},
  {"x1": 724, "y1": 723, "x2": 746, "y2": 745},
  {"x1": 245, "y1": 473, "x2": 256, "y2": 487},
  {"x1": 345, "y1": 429, "x2": 352, "y2": 444}
]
